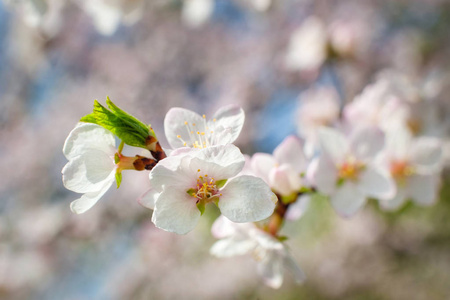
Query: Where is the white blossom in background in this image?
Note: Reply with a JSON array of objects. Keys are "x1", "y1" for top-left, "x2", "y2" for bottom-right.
[
  {"x1": 210, "y1": 216, "x2": 305, "y2": 289},
  {"x1": 343, "y1": 79, "x2": 411, "y2": 132},
  {"x1": 346, "y1": 70, "x2": 449, "y2": 139},
  {"x1": 296, "y1": 86, "x2": 340, "y2": 157},
  {"x1": 182, "y1": 0, "x2": 214, "y2": 28},
  {"x1": 309, "y1": 126, "x2": 395, "y2": 217},
  {"x1": 284, "y1": 16, "x2": 328, "y2": 72},
  {"x1": 327, "y1": 1, "x2": 379, "y2": 60},
  {"x1": 148, "y1": 144, "x2": 277, "y2": 234},
  {"x1": 235, "y1": 0, "x2": 271, "y2": 12},
  {"x1": 77, "y1": 0, "x2": 144, "y2": 35},
  {"x1": 378, "y1": 126, "x2": 443, "y2": 210},
  {"x1": 329, "y1": 19, "x2": 368, "y2": 58},
  {"x1": 247, "y1": 0, "x2": 271, "y2": 11},
  {"x1": 379, "y1": 70, "x2": 449, "y2": 138},
  {"x1": 251, "y1": 136, "x2": 308, "y2": 197},
  {"x1": 251, "y1": 136, "x2": 311, "y2": 220},
  {"x1": 376, "y1": 70, "x2": 422, "y2": 103},
  {"x1": 62, "y1": 123, "x2": 117, "y2": 214},
  {"x1": 3, "y1": 0, "x2": 65, "y2": 37},
  {"x1": 164, "y1": 105, "x2": 244, "y2": 150}
]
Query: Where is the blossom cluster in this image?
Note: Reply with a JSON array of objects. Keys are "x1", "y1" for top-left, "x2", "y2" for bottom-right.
[{"x1": 62, "y1": 74, "x2": 445, "y2": 288}]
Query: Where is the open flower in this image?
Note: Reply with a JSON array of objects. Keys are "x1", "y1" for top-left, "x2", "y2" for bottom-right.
[
  {"x1": 250, "y1": 136, "x2": 311, "y2": 220},
  {"x1": 378, "y1": 127, "x2": 443, "y2": 210},
  {"x1": 210, "y1": 216, "x2": 305, "y2": 289},
  {"x1": 62, "y1": 123, "x2": 117, "y2": 214},
  {"x1": 149, "y1": 144, "x2": 277, "y2": 234},
  {"x1": 251, "y1": 136, "x2": 308, "y2": 197},
  {"x1": 310, "y1": 126, "x2": 395, "y2": 217},
  {"x1": 343, "y1": 79, "x2": 411, "y2": 132},
  {"x1": 164, "y1": 105, "x2": 244, "y2": 150}
]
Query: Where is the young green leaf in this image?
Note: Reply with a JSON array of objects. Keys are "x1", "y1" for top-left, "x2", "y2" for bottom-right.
[{"x1": 80, "y1": 98, "x2": 155, "y2": 149}]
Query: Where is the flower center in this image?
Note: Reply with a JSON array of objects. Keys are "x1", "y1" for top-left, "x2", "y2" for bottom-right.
[
  {"x1": 338, "y1": 157, "x2": 365, "y2": 181},
  {"x1": 187, "y1": 169, "x2": 222, "y2": 203},
  {"x1": 176, "y1": 115, "x2": 218, "y2": 149},
  {"x1": 390, "y1": 160, "x2": 414, "y2": 181}
]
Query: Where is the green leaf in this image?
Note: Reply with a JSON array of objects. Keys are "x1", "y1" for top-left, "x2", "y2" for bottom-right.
[
  {"x1": 115, "y1": 171, "x2": 122, "y2": 188},
  {"x1": 277, "y1": 236, "x2": 289, "y2": 242},
  {"x1": 80, "y1": 98, "x2": 155, "y2": 149},
  {"x1": 336, "y1": 177, "x2": 345, "y2": 187},
  {"x1": 197, "y1": 201, "x2": 206, "y2": 215},
  {"x1": 215, "y1": 179, "x2": 227, "y2": 189}
]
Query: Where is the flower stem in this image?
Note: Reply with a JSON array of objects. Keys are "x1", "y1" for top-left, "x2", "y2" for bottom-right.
[
  {"x1": 267, "y1": 196, "x2": 289, "y2": 237},
  {"x1": 117, "y1": 154, "x2": 158, "y2": 171},
  {"x1": 145, "y1": 136, "x2": 167, "y2": 161}
]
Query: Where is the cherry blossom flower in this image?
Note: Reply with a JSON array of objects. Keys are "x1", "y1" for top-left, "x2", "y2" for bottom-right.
[
  {"x1": 164, "y1": 105, "x2": 245, "y2": 150},
  {"x1": 284, "y1": 17, "x2": 328, "y2": 72},
  {"x1": 378, "y1": 127, "x2": 443, "y2": 210},
  {"x1": 3, "y1": 0, "x2": 65, "y2": 37},
  {"x1": 149, "y1": 144, "x2": 277, "y2": 234},
  {"x1": 62, "y1": 123, "x2": 117, "y2": 214},
  {"x1": 343, "y1": 79, "x2": 411, "y2": 132},
  {"x1": 309, "y1": 126, "x2": 395, "y2": 217},
  {"x1": 251, "y1": 136, "x2": 308, "y2": 197},
  {"x1": 210, "y1": 216, "x2": 305, "y2": 289}
]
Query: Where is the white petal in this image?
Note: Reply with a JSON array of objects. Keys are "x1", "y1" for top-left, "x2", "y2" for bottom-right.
[
  {"x1": 358, "y1": 166, "x2": 396, "y2": 200},
  {"x1": 384, "y1": 126, "x2": 412, "y2": 160},
  {"x1": 151, "y1": 188, "x2": 201, "y2": 234},
  {"x1": 192, "y1": 144, "x2": 245, "y2": 178},
  {"x1": 164, "y1": 107, "x2": 204, "y2": 149},
  {"x1": 310, "y1": 156, "x2": 337, "y2": 194},
  {"x1": 283, "y1": 253, "x2": 306, "y2": 283},
  {"x1": 407, "y1": 175, "x2": 440, "y2": 206},
  {"x1": 318, "y1": 127, "x2": 349, "y2": 164},
  {"x1": 350, "y1": 126, "x2": 385, "y2": 161},
  {"x1": 411, "y1": 137, "x2": 443, "y2": 172},
  {"x1": 63, "y1": 123, "x2": 115, "y2": 160},
  {"x1": 258, "y1": 253, "x2": 284, "y2": 289},
  {"x1": 330, "y1": 182, "x2": 366, "y2": 217},
  {"x1": 251, "y1": 153, "x2": 277, "y2": 183},
  {"x1": 149, "y1": 156, "x2": 195, "y2": 192},
  {"x1": 379, "y1": 187, "x2": 407, "y2": 211},
  {"x1": 70, "y1": 183, "x2": 112, "y2": 214},
  {"x1": 219, "y1": 176, "x2": 276, "y2": 223},
  {"x1": 62, "y1": 150, "x2": 116, "y2": 193},
  {"x1": 269, "y1": 165, "x2": 302, "y2": 196},
  {"x1": 273, "y1": 136, "x2": 307, "y2": 173},
  {"x1": 210, "y1": 237, "x2": 257, "y2": 257},
  {"x1": 285, "y1": 194, "x2": 311, "y2": 221},
  {"x1": 137, "y1": 188, "x2": 160, "y2": 210},
  {"x1": 208, "y1": 105, "x2": 245, "y2": 145}
]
